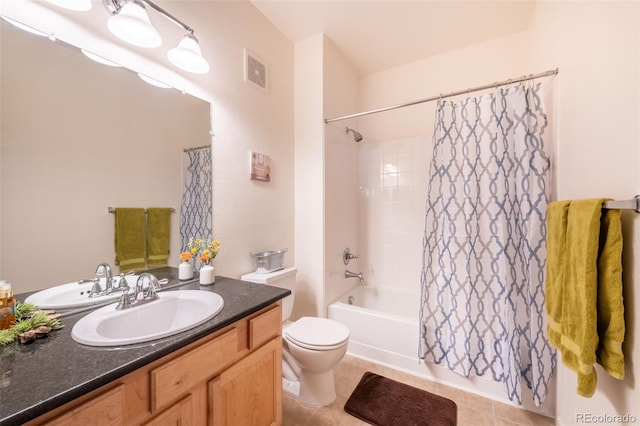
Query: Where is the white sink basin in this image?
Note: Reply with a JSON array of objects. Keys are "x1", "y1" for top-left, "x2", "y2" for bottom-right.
[
  {"x1": 25, "y1": 276, "x2": 138, "y2": 310},
  {"x1": 71, "y1": 290, "x2": 224, "y2": 346}
]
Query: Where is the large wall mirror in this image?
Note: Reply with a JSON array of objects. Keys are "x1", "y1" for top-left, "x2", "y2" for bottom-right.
[{"x1": 0, "y1": 19, "x2": 212, "y2": 293}]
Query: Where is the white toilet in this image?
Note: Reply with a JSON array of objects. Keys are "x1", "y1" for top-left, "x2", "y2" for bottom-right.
[{"x1": 241, "y1": 267, "x2": 349, "y2": 406}]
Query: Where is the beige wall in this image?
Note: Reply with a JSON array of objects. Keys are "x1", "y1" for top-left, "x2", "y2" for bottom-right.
[
  {"x1": 323, "y1": 37, "x2": 361, "y2": 312},
  {"x1": 355, "y1": 0, "x2": 639, "y2": 422},
  {"x1": 294, "y1": 34, "x2": 325, "y2": 318},
  {"x1": 293, "y1": 34, "x2": 361, "y2": 319}
]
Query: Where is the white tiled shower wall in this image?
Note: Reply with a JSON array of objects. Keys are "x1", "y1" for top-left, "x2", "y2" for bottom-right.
[{"x1": 358, "y1": 136, "x2": 431, "y2": 293}]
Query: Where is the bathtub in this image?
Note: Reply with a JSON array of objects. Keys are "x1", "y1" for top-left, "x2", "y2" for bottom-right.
[
  {"x1": 327, "y1": 285, "x2": 556, "y2": 416},
  {"x1": 328, "y1": 286, "x2": 419, "y2": 372}
]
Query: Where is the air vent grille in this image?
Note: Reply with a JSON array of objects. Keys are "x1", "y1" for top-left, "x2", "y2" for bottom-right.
[{"x1": 244, "y1": 49, "x2": 267, "y2": 91}]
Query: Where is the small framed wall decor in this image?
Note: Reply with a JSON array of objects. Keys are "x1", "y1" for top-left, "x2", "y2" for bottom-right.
[{"x1": 250, "y1": 151, "x2": 271, "y2": 182}]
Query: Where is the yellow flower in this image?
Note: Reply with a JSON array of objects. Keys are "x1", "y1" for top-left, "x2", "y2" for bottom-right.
[{"x1": 184, "y1": 237, "x2": 221, "y2": 263}]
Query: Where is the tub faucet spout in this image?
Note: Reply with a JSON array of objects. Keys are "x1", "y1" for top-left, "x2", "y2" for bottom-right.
[{"x1": 345, "y1": 270, "x2": 364, "y2": 282}]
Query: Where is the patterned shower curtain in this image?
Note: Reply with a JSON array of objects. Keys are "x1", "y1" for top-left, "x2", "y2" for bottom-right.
[
  {"x1": 419, "y1": 83, "x2": 556, "y2": 406},
  {"x1": 180, "y1": 147, "x2": 212, "y2": 269}
]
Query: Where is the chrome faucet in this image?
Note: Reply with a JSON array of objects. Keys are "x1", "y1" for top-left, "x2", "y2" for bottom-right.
[
  {"x1": 117, "y1": 273, "x2": 161, "y2": 310},
  {"x1": 134, "y1": 273, "x2": 161, "y2": 301},
  {"x1": 345, "y1": 270, "x2": 364, "y2": 282},
  {"x1": 95, "y1": 263, "x2": 113, "y2": 293}
]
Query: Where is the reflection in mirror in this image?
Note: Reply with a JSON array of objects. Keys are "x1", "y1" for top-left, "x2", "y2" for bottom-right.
[{"x1": 0, "y1": 19, "x2": 212, "y2": 294}]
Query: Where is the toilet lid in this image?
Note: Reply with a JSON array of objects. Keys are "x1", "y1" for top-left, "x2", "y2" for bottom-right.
[{"x1": 284, "y1": 317, "x2": 349, "y2": 348}]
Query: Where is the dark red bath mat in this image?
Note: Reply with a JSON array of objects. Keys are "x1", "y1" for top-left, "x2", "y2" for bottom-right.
[{"x1": 344, "y1": 371, "x2": 457, "y2": 426}]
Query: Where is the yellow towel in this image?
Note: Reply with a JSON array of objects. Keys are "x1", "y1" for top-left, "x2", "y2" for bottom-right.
[
  {"x1": 147, "y1": 208, "x2": 172, "y2": 266},
  {"x1": 114, "y1": 208, "x2": 146, "y2": 272},
  {"x1": 546, "y1": 198, "x2": 625, "y2": 397},
  {"x1": 596, "y1": 208, "x2": 625, "y2": 379}
]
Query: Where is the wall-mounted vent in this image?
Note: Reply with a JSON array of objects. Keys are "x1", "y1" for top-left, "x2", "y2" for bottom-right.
[{"x1": 244, "y1": 49, "x2": 267, "y2": 92}]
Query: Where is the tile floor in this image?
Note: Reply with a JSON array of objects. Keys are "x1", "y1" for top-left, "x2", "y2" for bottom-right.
[{"x1": 283, "y1": 355, "x2": 555, "y2": 426}]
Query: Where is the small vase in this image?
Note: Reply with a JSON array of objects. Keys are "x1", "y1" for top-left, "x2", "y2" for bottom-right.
[
  {"x1": 179, "y1": 260, "x2": 193, "y2": 280},
  {"x1": 199, "y1": 264, "x2": 215, "y2": 286}
]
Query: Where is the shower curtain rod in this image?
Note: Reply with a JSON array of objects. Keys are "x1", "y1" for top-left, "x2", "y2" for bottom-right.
[
  {"x1": 183, "y1": 145, "x2": 211, "y2": 152},
  {"x1": 324, "y1": 68, "x2": 559, "y2": 123}
]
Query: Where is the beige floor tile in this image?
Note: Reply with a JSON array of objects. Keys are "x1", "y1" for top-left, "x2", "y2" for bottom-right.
[
  {"x1": 438, "y1": 384, "x2": 494, "y2": 413},
  {"x1": 305, "y1": 396, "x2": 369, "y2": 426},
  {"x1": 456, "y1": 406, "x2": 495, "y2": 426},
  {"x1": 494, "y1": 418, "x2": 524, "y2": 426},
  {"x1": 282, "y1": 394, "x2": 317, "y2": 426},
  {"x1": 333, "y1": 357, "x2": 369, "y2": 400},
  {"x1": 283, "y1": 356, "x2": 556, "y2": 426},
  {"x1": 493, "y1": 401, "x2": 555, "y2": 426}
]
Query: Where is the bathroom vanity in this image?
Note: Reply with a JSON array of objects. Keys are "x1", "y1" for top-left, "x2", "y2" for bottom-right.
[{"x1": 0, "y1": 270, "x2": 290, "y2": 425}]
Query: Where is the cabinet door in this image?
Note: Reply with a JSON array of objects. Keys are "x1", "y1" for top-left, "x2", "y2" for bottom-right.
[
  {"x1": 45, "y1": 385, "x2": 125, "y2": 426},
  {"x1": 143, "y1": 395, "x2": 192, "y2": 426},
  {"x1": 209, "y1": 337, "x2": 282, "y2": 426}
]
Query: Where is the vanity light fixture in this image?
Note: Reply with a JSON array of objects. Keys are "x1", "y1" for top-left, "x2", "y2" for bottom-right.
[
  {"x1": 1, "y1": 15, "x2": 53, "y2": 40},
  {"x1": 167, "y1": 33, "x2": 210, "y2": 74},
  {"x1": 45, "y1": 0, "x2": 92, "y2": 12},
  {"x1": 104, "y1": 0, "x2": 210, "y2": 74},
  {"x1": 81, "y1": 49, "x2": 122, "y2": 67},
  {"x1": 106, "y1": 0, "x2": 161, "y2": 48},
  {"x1": 137, "y1": 72, "x2": 172, "y2": 89}
]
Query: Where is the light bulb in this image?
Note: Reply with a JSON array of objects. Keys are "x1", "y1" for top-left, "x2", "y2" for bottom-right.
[
  {"x1": 107, "y1": 0, "x2": 161, "y2": 48},
  {"x1": 167, "y1": 34, "x2": 210, "y2": 74}
]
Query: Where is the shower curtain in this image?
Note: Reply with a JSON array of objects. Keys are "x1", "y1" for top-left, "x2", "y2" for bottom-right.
[
  {"x1": 419, "y1": 83, "x2": 555, "y2": 406},
  {"x1": 180, "y1": 147, "x2": 213, "y2": 269}
]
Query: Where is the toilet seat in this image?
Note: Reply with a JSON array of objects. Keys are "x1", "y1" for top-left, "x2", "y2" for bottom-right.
[{"x1": 284, "y1": 317, "x2": 349, "y2": 351}]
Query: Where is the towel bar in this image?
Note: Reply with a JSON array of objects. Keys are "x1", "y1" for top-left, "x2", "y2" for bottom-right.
[
  {"x1": 108, "y1": 207, "x2": 176, "y2": 214},
  {"x1": 603, "y1": 195, "x2": 640, "y2": 213}
]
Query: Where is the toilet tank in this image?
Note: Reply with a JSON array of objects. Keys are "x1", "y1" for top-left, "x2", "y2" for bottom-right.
[{"x1": 240, "y1": 267, "x2": 297, "y2": 321}]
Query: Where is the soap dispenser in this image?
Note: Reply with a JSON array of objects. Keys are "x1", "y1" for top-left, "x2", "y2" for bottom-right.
[{"x1": 0, "y1": 281, "x2": 16, "y2": 330}]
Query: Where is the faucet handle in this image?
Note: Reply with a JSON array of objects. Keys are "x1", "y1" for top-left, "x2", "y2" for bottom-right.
[
  {"x1": 116, "y1": 274, "x2": 130, "y2": 290},
  {"x1": 88, "y1": 279, "x2": 103, "y2": 297},
  {"x1": 115, "y1": 288, "x2": 132, "y2": 310},
  {"x1": 343, "y1": 247, "x2": 360, "y2": 265},
  {"x1": 144, "y1": 283, "x2": 159, "y2": 301}
]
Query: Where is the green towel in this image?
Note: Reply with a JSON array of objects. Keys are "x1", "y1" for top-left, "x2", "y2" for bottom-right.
[
  {"x1": 114, "y1": 208, "x2": 146, "y2": 272},
  {"x1": 147, "y1": 208, "x2": 172, "y2": 266},
  {"x1": 546, "y1": 198, "x2": 625, "y2": 398},
  {"x1": 596, "y1": 208, "x2": 625, "y2": 379}
]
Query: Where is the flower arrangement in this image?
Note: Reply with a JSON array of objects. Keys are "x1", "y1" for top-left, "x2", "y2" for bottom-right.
[{"x1": 181, "y1": 238, "x2": 221, "y2": 266}]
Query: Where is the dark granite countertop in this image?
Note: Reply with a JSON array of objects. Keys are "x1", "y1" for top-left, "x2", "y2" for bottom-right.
[{"x1": 0, "y1": 267, "x2": 289, "y2": 425}]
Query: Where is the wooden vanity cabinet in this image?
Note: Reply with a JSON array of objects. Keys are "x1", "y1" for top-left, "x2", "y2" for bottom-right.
[
  {"x1": 28, "y1": 303, "x2": 283, "y2": 426},
  {"x1": 210, "y1": 337, "x2": 282, "y2": 426}
]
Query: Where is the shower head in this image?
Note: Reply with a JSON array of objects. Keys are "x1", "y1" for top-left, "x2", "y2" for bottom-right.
[{"x1": 345, "y1": 127, "x2": 363, "y2": 143}]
